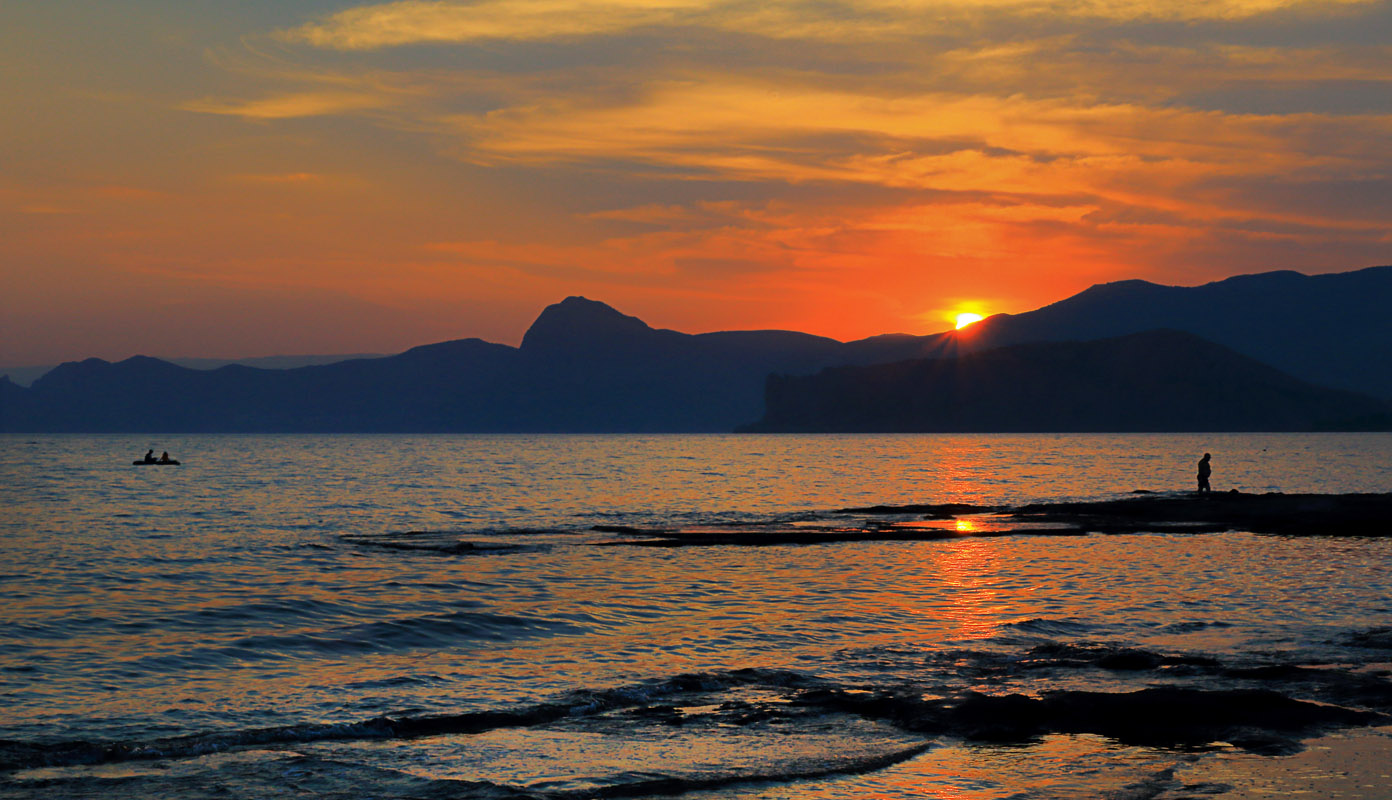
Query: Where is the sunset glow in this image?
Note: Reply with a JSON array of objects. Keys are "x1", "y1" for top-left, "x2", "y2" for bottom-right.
[
  {"x1": 955, "y1": 313, "x2": 985, "y2": 330},
  {"x1": 2, "y1": 1, "x2": 1390, "y2": 366}
]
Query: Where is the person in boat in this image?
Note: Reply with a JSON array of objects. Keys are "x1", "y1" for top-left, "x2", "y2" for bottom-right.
[
  {"x1": 1197, "y1": 453, "x2": 1212, "y2": 493},
  {"x1": 158, "y1": 451, "x2": 172, "y2": 463},
  {"x1": 143, "y1": 449, "x2": 156, "y2": 464}
]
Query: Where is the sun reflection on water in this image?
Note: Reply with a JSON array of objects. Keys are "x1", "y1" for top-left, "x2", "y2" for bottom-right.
[{"x1": 927, "y1": 537, "x2": 1006, "y2": 641}]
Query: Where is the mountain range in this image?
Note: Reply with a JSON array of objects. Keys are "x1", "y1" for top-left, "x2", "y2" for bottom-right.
[
  {"x1": 2, "y1": 266, "x2": 1389, "y2": 432},
  {"x1": 0, "y1": 353, "x2": 390, "y2": 389},
  {"x1": 0, "y1": 298, "x2": 925, "y2": 432}
]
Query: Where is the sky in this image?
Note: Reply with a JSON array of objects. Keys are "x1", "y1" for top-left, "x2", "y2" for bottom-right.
[{"x1": 3, "y1": 0, "x2": 1390, "y2": 366}]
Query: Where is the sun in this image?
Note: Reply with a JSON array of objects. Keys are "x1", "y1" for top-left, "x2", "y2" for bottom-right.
[{"x1": 955, "y1": 312, "x2": 985, "y2": 330}]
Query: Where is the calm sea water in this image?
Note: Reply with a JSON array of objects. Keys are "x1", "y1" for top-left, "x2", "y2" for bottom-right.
[{"x1": 1, "y1": 433, "x2": 1390, "y2": 799}]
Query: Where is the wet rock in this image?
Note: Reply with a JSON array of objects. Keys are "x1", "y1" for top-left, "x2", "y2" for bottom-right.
[
  {"x1": 1096, "y1": 650, "x2": 1165, "y2": 671},
  {"x1": 595, "y1": 492, "x2": 1392, "y2": 551},
  {"x1": 1012, "y1": 492, "x2": 1392, "y2": 536},
  {"x1": 1039, "y1": 687, "x2": 1383, "y2": 749},
  {"x1": 811, "y1": 686, "x2": 1388, "y2": 752}
]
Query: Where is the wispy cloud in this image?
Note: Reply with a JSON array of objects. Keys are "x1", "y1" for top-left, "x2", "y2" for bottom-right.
[
  {"x1": 182, "y1": 90, "x2": 393, "y2": 119},
  {"x1": 281, "y1": 0, "x2": 708, "y2": 48},
  {"x1": 281, "y1": 0, "x2": 1383, "y2": 51}
]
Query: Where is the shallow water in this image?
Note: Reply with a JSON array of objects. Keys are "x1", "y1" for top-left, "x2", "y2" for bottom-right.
[{"x1": 1, "y1": 433, "x2": 1390, "y2": 799}]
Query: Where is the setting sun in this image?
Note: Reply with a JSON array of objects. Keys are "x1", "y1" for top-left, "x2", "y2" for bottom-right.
[{"x1": 955, "y1": 312, "x2": 985, "y2": 330}]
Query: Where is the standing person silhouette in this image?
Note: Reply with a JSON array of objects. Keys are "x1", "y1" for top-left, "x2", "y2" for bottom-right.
[{"x1": 1197, "y1": 453, "x2": 1212, "y2": 493}]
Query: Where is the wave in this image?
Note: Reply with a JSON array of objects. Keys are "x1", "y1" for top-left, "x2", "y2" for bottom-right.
[
  {"x1": 2, "y1": 742, "x2": 934, "y2": 800},
  {"x1": 233, "y1": 610, "x2": 589, "y2": 655},
  {"x1": 340, "y1": 527, "x2": 592, "y2": 556},
  {"x1": 509, "y1": 742, "x2": 932, "y2": 799},
  {"x1": 0, "y1": 668, "x2": 816, "y2": 772},
  {"x1": 78, "y1": 609, "x2": 590, "y2": 676},
  {"x1": 997, "y1": 616, "x2": 1099, "y2": 637},
  {"x1": 6, "y1": 653, "x2": 1388, "y2": 778},
  {"x1": 1345, "y1": 626, "x2": 1392, "y2": 649}
]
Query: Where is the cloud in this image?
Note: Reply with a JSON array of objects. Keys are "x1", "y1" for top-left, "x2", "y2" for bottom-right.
[
  {"x1": 433, "y1": 75, "x2": 1390, "y2": 193},
  {"x1": 280, "y1": 0, "x2": 1383, "y2": 51},
  {"x1": 182, "y1": 90, "x2": 392, "y2": 119},
  {"x1": 1175, "y1": 79, "x2": 1392, "y2": 115},
  {"x1": 281, "y1": 0, "x2": 708, "y2": 49},
  {"x1": 82, "y1": 0, "x2": 1392, "y2": 345},
  {"x1": 191, "y1": 14, "x2": 1392, "y2": 308}
]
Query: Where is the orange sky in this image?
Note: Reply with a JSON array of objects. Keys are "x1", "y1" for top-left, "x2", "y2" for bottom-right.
[{"x1": 3, "y1": 0, "x2": 1390, "y2": 365}]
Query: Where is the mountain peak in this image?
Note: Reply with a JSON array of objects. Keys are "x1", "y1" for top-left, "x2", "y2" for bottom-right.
[
  {"x1": 1072, "y1": 278, "x2": 1166, "y2": 299},
  {"x1": 520, "y1": 297, "x2": 654, "y2": 351}
]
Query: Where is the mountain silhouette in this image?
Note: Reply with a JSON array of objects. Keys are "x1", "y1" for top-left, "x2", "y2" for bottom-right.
[
  {"x1": 949, "y1": 266, "x2": 1392, "y2": 399},
  {"x1": 0, "y1": 353, "x2": 392, "y2": 389},
  {"x1": 3, "y1": 267, "x2": 1389, "y2": 432},
  {"x1": 520, "y1": 296, "x2": 662, "y2": 353},
  {"x1": 0, "y1": 298, "x2": 917, "y2": 432},
  {"x1": 742, "y1": 330, "x2": 1391, "y2": 432},
  {"x1": 503, "y1": 297, "x2": 923, "y2": 431}
]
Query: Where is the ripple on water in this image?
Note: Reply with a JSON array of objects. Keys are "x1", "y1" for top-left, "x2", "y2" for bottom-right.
[{"x1": 2, "y1": 433, "x2": 1391, "y2": 798}]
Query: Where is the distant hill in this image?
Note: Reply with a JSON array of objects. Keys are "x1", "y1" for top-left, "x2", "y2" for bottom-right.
[
  {"x1": 0, "y1": 297, "x2": 923, "y2": 432},
  {"x1": 947, "y1": 266, "x2": 1392, "y2": 400},
  {"x1": 742, "y1": 330, "x2": 1392, "y2": 433},
  {"x1": 0, "y1": 353, "x2": 389, "y2": 388}
]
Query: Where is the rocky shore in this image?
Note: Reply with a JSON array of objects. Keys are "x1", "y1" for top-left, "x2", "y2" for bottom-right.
[{"x1": 592, "y1": 492, "x2": 1392, "y2": 547}]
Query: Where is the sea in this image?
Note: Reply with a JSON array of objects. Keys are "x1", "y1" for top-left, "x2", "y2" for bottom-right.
[{"x1": 1, "y1": 432, "x2": 1391, "y2": 799}]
